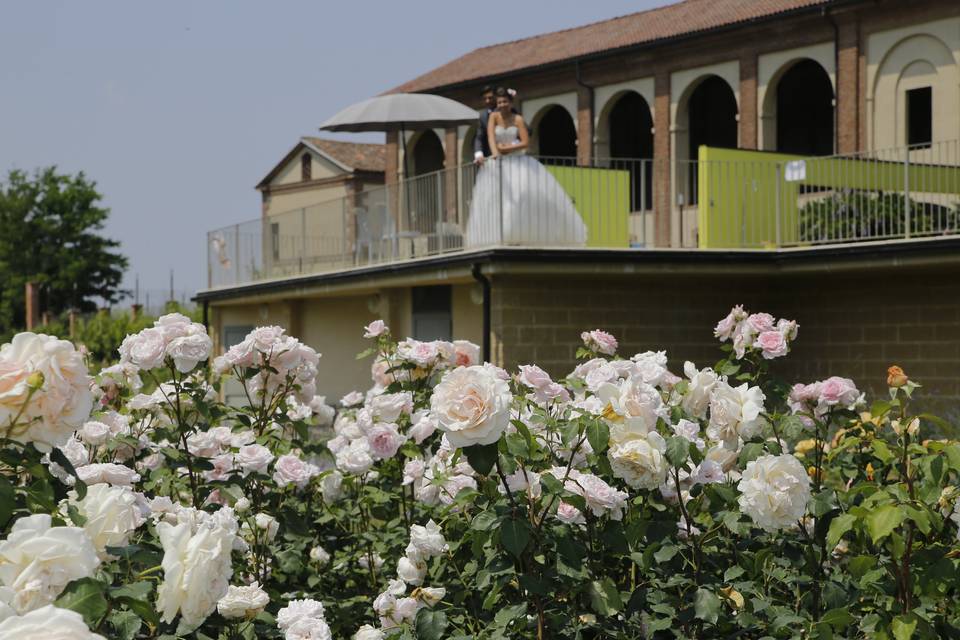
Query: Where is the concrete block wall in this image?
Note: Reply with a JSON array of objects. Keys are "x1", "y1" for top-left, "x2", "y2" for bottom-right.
[{"x1": 490, "y1": 271, "x2": 960, "y2": 420}]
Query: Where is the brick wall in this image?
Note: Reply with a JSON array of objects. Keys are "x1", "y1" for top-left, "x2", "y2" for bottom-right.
[{"x1": 490, "y1": 269, "x2": 960, "y2": 419}]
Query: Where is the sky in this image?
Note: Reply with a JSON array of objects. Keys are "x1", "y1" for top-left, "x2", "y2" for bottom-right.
[{"x1": 0, "y1": 0, "x2": 666, "y2": 299}]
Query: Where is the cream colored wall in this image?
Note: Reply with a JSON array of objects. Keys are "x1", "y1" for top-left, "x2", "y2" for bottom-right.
[
  {"x1": 452, "y1": 283, "x2": 484, "y2": 345},
  {"x1": 298, "y1": 296, "x2": 379, "y2": 400},
  {"x1": 272, "y1": 150, "x2": 342, "y2": 186},
  {"x1": 867, "y1": 16, "x2": 960, "y2": 150},
  {"x1": 757, "y1": 42, "x2": 836, "y2": 151}
]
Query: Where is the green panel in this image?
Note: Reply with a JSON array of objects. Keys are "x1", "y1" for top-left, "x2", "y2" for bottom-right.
[
  {"x1": 546, "y1": 165, "x2": 631, "y2": 248},
  {"x1": 696, "y1": 146, "x2": 960, "y2": 249}
]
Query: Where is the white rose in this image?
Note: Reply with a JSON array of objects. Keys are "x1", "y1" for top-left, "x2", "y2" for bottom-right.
[
  {"x1": 369, "y1": 392, "x2": 412, "y2": 422},
  {"x1": 598, "y1": 378, "x2": 668, "y2": 445},
  {"x1": 216, "y1": 582, "x2": 269, "y2": 620},
  {"x1": 166, "y1": 332, "x2": 213, "y2": 373},
  {"x1": 79, "y1": 421, "x2": 110, "y2": 446},
  {"x1": 62, "y1": 483, "x2": 147, "y2": 558},
  {"x1": 682, "y1": 362, "x2": 720, "y2": 419},
  {"x1": 75, "y1": 463, "x2": 141, "y2": 487},
  {"x1": 707, "y1": 381, "x2": 765, "y2": 450},
  {"x1": 737, "y1": 454, "x2": 811, "y2": 532},
  {"x1": 309, "y1": 546, "x2": 330, "y2": 564},
  {"x1": 396, "y1": 555, "x2": 427, "y2": 585},
  {"x1": 363, "y1": 320, "x2": 388, "y2": 338},
  {"x1": 0, "y1": 514, "x2": 100, "y2": 613},
  {"x1": 277, "y1": 598, "x2": 326, "y2": 631},
  {"x1": 321, "y1": 470, "x2": 344, "y2": 502},
  {"x1": 354, "y1": 624, "x2": 385, "y2": 640},
  {"x1": 336, "y1": 438, "x2": 374, "y2": 475},
  {"x1": 406, "y1": 520, "x2": 447, "y2": 559},
  {"x1": 564, "y1": 470, "x2": 628, "y2": 520},
  {"x1": 359, "y1": 553, "x2": 385, "y2": 571},
  {"x1": 156, "y1": 508, "x2": 237, "y2": 630},
  {"x1": 119, "y1": 327, "x2": 167, "y2": 371},
  {"x1": 0, "y1": 333, "x2": 93, "y2": 452},
  {"x1": 608, "y1": 431, "x2": 668, "y2": 490},
  {"x1": 254, "y1": 513, "x2": 279, "y2": 541},
  {"x1": 0, "y1": 604, "x2": 107, "y2": 639},
  {"x1": 415, "y1": 586, "x2": 446, "y2": 606},
  {"x1": 430, "y1": 365, "x2": 511, "y2": 448},
  {"x1": 555, "y1": 501, "x2": 586, "y2": 525},
  {"x1": 235, "y1": 444, "x2": 274, "y2": 476},
  {"x1": 498, "y1": 469, "x2": 542, "y2": 500},
  {"x1": 272, "y1": 453, "x2": 318, "y2": 489},
  {"x1": 408, "y1": 411, "x2": 438, "y2": 445},
  {"x1": 286, "y1": 616, "x2": 333, "y2": 640}
]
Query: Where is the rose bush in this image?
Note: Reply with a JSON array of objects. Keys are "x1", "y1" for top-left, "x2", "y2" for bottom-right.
[{"x1": 0, "y1": 309, "x2": 956, "y2": 639}]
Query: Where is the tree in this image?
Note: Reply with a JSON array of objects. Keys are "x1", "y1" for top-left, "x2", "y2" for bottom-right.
[{"x1": 0, "y1": 167, "x2": 128, "y2": 333}]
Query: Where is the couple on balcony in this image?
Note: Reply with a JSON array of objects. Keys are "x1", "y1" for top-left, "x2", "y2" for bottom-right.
[{"x1": 465, "y1": 86, "x2": 587, "y2": 248}]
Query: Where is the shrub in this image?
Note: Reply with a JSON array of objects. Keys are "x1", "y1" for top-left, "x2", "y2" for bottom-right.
[{"x1": 0, "y1": 309, "x2": 957, "y2": 639}]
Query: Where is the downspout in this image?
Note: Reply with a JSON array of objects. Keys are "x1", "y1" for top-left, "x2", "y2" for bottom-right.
[
  {"x1": 575, "y1": 60, "x2": 596, "y2": 161},
  {"x1": 470, "y1": 263, "x2": 491, "y2": 363},
  {"x1": 823, "y1": 6, "x2": 840, "y2": 154},
  {"x1": 202, "y1": 300, "x2": 209, "y2": 329}
]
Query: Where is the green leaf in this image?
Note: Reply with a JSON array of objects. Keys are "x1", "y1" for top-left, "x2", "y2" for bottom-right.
[
  {"x1": 871, "y1": 440, "x2": 896, "y2": 464},
  {"x1": 0, "y1": 474, "x2": 14, "y2": 528},
  {"x1": 866, "y1": 504, "x2": 904, "y2": 544},
  {"x1": 114, "y1": 595, "x2": 160, "y2": 626},
  {"x1": 738, "y1": 442, "x2": 765, "y2": 466},
  {"x1": 109, "y1": 610, "x2": 142, "y2": 640},
  {"x1": 499, "y1": 517, "x2": 530, "y2": 558},
  {"x1": 826, "y1": 513, "x2": 857, "y2": 548},
  {"x1": 665, "y1": 436, "x2": 690, "y2": 468},
  {"x1": 55, "y1": 578, "x2": 109, "y2": 627},
  {"x1": 821, "y1": 607, "x2": 855, "y2": 629},
  {"x1": 50, "y1": 447, "x2": 87, "y2": 499},
  {"x1": 415, "y1": 609, "x2": 449, "y2": 640},
  {"x1": 472, "y1": 511, "x2": 498, "y2": 532},
  {"x1": 464, "y1": 442, "x2": 499, "y2": 476},
  {"x1": 653, "y1": 544, "x2": 678, "y2": 563},
  {"x1": 891, "y1": 614, "x2": 917, "y2": 640},
  {"x1": 586, "y1": 419, "x2": 610, "y2": 455},
  {"x1": 694, "y1": 588, "x2": 720, "y2": 624},
  {"x1": 587, "y1": 578, "x2": 622, "y2": 616}
]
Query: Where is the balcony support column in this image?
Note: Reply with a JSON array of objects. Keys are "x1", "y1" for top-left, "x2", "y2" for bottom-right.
[
  {"x1": 653, "y1": 70, "x2": 672, "y2": 248},
  {"x1": 739, "y1": 53, "x2": 758, "y2": 150},
  {"x1": 576, "y1": 83, "x2": 593, "y2": 166}
]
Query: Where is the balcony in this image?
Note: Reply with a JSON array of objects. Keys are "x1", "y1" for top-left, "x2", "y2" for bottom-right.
[{"x1": 206, "y1": 142, "x2": 960, "y2": 290}]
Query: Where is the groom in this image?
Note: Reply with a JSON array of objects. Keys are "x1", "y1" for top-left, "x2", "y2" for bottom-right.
[{"x1": 472, "y1": 85, "x2": 496, "y2": 165}]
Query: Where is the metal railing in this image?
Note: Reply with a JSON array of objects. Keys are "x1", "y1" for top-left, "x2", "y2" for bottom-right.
[
  {"x1": 207, "y1": 141, "x2": 960, "y2": 288},
  {"x1": 208, "y1": 155, "x2": 654, "y2": 288}
]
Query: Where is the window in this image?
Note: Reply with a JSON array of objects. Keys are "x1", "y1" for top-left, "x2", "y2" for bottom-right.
[
  {"x1": 906, "y1": 87, "x2": 932, "y2": 148},
  {"x1": 301, "y1": 153, "x2": 312, "y2": 181},
  {"x1": 411, "y1": 286, "x2": 452, "y2": 341},
  {"x1": 271, "y1": 222, "x2": 280, "y2": 261}
]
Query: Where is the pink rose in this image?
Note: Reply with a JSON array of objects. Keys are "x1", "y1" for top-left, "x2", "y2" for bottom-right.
[
  {"x1": 408, "y1": 412, "x2": 438, "y2": 444},
  {"x1": 518, "y1": 364, "x2": 552, "y2": 389},
  {"x1": 363, "y1": 320, "x2": 388, "y2": 339},
  {"x1": 581, "y1": 330, "x2": 618, "y2": 356},
  {"x1": 818, "y1": 376, "x2": 861, "y2": 409},
  {"x1": 235, "y1": 444, "x2": 275, "y2": 476},
  {"x1": 757, "y1": 330, "x2": 789, "y2": 359},
  {"x1": 272, "y1": 453, "x2": 318, "y2": 489},
  {"x1": 714, "y1": 305, "x2": 746, "y2": 341},
  {"x1": 367, "y1": 423, "x2": 406, "y2": 460},
  {"x1": 453, "y1": 340, "x2": 481, "y2": 367},
  {"x1": 746, "y1": 313, "x2": 776, "y2": 334}
]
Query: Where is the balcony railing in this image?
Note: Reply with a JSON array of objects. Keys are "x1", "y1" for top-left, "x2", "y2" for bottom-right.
[{"x1": 207, "y1": 142, "x2": 960, "y2": 289}]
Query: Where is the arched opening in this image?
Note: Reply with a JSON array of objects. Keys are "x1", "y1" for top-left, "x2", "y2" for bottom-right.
[
  {"x1": 535, "y1": 106, "x2": 577, "y2": 164},
  {"x1": 678, "y1": 75, "x2": 738, "y2": 208},
  {"x1": 406, "y1": 130, "x2": 446, "y2": 231},
  {"x1": 411, "y1": 130, "x2": 445, "y2": 176},
  {"x1": 687, "y1": 75, "x2": 738, "y2": 157},
  {"x1": 774, "y1": 59, "x2": 834, "y2": 156},
  {"x1": 461, "y1": 126, "x2": 478, "y2": 165},
  {"x1": 606, "y1": 91, "x2": 654, "y2": 211}
]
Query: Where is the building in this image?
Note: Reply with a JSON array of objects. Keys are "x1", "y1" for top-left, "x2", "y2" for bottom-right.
[{"x1": 198, "y1": 0, "x2": 960, "y2": 415}]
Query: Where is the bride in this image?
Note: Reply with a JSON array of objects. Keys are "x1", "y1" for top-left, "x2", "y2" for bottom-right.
[{"x1": 464, "y1": 88, "x2": 587, "y2": 247}]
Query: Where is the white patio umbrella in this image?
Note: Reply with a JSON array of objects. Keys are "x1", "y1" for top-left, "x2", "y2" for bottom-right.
[{"x1": 319, "y1": 92, "x2": 478, "y2": 179}]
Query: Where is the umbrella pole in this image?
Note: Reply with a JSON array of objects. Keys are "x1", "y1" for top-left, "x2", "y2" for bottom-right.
[{"x1": 400, "y1": 123, "x2": 411, "y2": 244}]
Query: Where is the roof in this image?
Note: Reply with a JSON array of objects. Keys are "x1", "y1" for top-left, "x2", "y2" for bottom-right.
[
  {"x1": 392, "y1": 0, "x2": 836, "y2": 93},
  {"x1": 257, "y1": 137, "x2": 385, "y2": 189},
  {"x1": 301, "y1": 137, "x2": 386, "y2": 173}
]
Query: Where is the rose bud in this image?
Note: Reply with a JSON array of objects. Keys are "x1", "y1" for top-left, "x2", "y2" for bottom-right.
[{"x1": 887, "y1": 365, "x2": 908, "y2": 388}]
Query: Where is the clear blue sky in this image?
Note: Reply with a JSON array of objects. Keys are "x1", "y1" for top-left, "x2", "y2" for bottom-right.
[{"x1": 0, "y1": 0, "x2": 665, "y2": 298}]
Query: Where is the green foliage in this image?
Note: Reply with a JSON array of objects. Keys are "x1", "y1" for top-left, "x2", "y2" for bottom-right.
[
  {"x1": 798, "y1": 190, "x2": 959, "y2": 244},
  {"x1": 0, "y1": 167, "x2": 128, "y2": 334}
]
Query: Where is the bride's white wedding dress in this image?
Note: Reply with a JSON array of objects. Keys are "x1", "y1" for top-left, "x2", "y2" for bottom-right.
[{"x1": 465, "y1": 125, "x2": 587, "y2": 247}]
